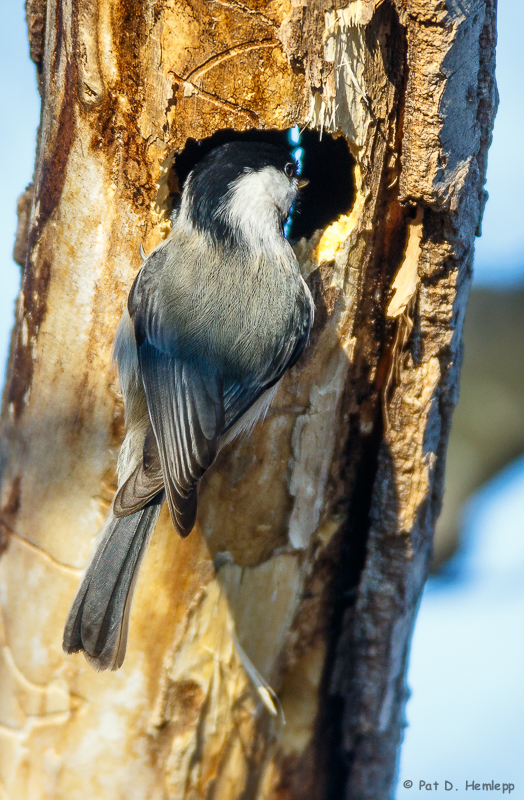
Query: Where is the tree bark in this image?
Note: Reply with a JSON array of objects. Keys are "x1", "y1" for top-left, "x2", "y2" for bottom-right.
[{"x1": 0, "y1": 1, "x2": 497, "y2": 798}]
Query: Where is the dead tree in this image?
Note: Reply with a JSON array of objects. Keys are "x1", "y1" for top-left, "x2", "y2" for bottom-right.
[{"x1": 0, "y1": 0, "x2": 497, "y2": 798}]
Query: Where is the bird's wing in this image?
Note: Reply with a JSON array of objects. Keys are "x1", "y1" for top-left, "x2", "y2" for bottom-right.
[
  {"x1": 113, "y1": 427, "x2": 164, "y2": 517},
  {"x1": 125, "y1": 244, "x2": 224, "y2": 536},
  {"x1": 131, "y1": 320, "x2": 309, "y2": 537},
  {"x1": 223, "y1": 287, "x2": 313, "y2": 432},
  {"x1": 137, "y1": 339, "x2": 224, "y2": 536}
]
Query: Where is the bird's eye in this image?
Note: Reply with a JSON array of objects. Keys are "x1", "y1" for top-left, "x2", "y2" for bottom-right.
[{"x1": 284, "y1": 162, "x2": 296, "y2": 178}]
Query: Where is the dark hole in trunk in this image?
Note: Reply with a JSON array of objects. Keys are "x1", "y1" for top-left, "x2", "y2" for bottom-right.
[{"x1": 169, "y1": 128, "x2": 355, "y2": 243}]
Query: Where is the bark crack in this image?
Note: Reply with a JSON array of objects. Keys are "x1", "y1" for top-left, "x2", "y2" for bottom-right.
[
  {"x1": 1, "y1": 522, "x2": 83, "y2": 575},
  {"x1": 185, "y1": 41, "x2": 278, "y2": 84}
]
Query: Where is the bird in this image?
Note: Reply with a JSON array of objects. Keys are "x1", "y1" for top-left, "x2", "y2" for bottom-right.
[{"x1": 63, "y1": 141, "x2": 314, "y2": 671}]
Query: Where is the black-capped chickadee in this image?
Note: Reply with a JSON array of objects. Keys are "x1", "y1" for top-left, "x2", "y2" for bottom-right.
[{"x1": 63, "y1": 142, "x2": 314, "y2": 670}]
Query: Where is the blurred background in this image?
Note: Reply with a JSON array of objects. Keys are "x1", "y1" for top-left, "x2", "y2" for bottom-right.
[{"x1": 0, "y1": 2, "x2": 522, "y2": 796}]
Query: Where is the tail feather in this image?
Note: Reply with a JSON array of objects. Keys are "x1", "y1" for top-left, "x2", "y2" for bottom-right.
[{"x1": 63, "y1": 494, "x2": 164, "y2": 671}]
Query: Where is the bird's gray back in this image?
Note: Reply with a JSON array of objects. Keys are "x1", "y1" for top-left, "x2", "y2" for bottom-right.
[{"x1": 131, "y1": 229, "x2": 312, "y2": 384}]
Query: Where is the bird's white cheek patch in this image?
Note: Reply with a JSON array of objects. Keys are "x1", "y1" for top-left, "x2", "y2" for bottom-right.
[{"x1": 225, "y1": 167, "x2": 295, "y2": 244}]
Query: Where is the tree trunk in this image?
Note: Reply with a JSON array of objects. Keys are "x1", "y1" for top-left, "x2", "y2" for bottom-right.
[{"x1": 0, "y1": 1, "x2": 497, "y2": 798}]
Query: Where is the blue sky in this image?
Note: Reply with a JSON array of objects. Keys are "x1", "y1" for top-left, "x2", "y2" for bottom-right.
[
  {"x1": 474, "y1": 0, "x2": 524, "y2": 284},
  {"x1": 0, "y1": 1, "x2": 522, "y2": 794},
  {"x1": 0, "y1": 2, "x2": 40, "y2": 377}
]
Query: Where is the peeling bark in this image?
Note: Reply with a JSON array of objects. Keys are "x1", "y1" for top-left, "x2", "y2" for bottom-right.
[{"x1": 0, "y1": 1, "x2": 497, "y2": 798}]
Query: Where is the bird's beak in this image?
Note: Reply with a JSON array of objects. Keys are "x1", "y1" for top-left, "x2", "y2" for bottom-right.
[{"x1": 297, "y1": 178, "x2": 309, "y2": 190}]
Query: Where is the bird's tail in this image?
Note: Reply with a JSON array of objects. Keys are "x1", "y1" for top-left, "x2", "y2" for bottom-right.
[{"x1": 63, "y1": 494, "x2": 164, "y2": 671}]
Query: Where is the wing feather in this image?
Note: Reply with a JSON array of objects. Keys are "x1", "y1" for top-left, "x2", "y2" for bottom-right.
[
  {"x1": 222, "y1": 288, "x2": 313, "y2": 432},
  {"x1": 137, "y1": 340, "x2": 223, "y2": 536},
  {"x1": 113, "y1": 428, "x2": 164, "y2": 517}
]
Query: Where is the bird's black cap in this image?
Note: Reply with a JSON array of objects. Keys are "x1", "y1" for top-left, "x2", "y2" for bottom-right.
[{"x1": 185, "y1": 142, "x2": 297, "y2": 241}]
